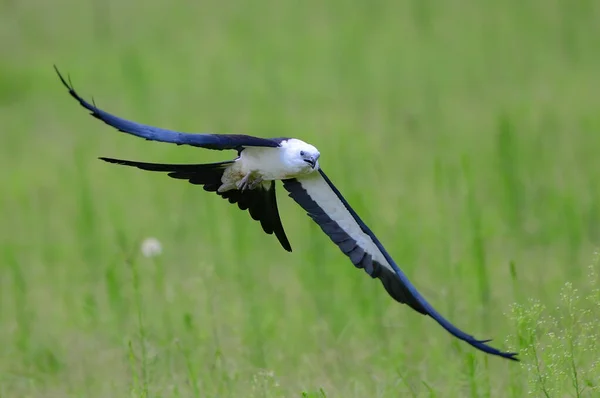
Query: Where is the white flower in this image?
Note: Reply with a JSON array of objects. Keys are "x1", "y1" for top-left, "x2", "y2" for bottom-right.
[{"x1": 141, "y1": 237, "x2": 162, "y2": 258}]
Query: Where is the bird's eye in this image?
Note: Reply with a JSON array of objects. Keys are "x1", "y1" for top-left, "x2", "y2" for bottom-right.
[{"x1": 300, "y1": 151, "x2": 306, "y2": 157}]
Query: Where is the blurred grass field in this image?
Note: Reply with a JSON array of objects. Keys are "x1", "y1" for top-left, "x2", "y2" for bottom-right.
[{"x1": 2, "y1": 0, "x2": 600, "y2": 396}]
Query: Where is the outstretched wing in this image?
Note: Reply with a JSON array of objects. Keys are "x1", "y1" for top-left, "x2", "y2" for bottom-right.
[
  {"x1": 55, "y1": 66, "x2": 284, "y2": 151},
  {"x1": 101, "y1": 157, "x2": 292, "y2": 252},
  {"x1": 282, "y1": 169, "x2": 518, "y2": 361}
]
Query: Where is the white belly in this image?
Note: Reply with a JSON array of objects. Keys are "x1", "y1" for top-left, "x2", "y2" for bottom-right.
[
  {"x1": 238, "y1": 147, "x2": 292, "y2": 180},
  {"x1": 218, "y1": 146, "x2": 315, "y2": 191}
]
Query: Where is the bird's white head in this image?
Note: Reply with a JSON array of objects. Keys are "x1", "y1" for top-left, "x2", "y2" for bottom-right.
[{"x1": 281, "y1": 138, "x2": 321, "y2": 174}]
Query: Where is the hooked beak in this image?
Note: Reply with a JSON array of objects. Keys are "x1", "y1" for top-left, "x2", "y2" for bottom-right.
[{"x1": 304, "y1": 156, "x2": 318, "y2": 169}]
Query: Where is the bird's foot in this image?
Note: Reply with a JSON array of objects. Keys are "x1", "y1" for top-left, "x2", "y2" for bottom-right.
[
  {"x1": 237, "y1": 173, "x2": 250, "y2": 191},
  {"x1": 237, "y1": 173, "x2": 263, "y2": 191},
  {"x1": 247, "y1": 176, "x2": 264, "y2": 190}
]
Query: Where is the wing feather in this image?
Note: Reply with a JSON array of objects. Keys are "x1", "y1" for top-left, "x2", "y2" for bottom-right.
[
  {"x1": 282, "y1": 170, "x2": 518, "y2": 361},
  {"x1": 55, "y1": 66, "x2": 284, "y2": 151},
  {"x1": 100, "y1": 157, "x2": 292, "y2": 252}
]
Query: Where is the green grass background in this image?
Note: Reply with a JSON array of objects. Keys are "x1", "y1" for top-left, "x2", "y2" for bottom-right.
[{"x1": 2, "y1": 0, "x2": 600, "y2": 396}]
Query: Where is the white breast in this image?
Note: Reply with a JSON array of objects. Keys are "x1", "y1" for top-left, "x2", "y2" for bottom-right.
[{"x1": 237, "y1": 146, "x2": 310, "y2": 180}]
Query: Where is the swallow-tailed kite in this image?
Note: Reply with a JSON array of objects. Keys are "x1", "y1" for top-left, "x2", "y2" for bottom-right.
[{"x1": 55, "y1": 66, "x2": 518, "y2": 361}]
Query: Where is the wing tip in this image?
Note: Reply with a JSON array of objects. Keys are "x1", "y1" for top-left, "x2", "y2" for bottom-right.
[
  {"x1": 54, "y1": 64, "x2": 99, "y2": 116},
  {"x1": 99, "y1": 156, "x2": 120, "y2": 165},
  {"x1": 464, "y1": 337, "x2": 520, "y2": 361},
  {"x1": 505, "y1": 353, "x2": 520, "y2": 362},
  {"x1": 99, "y1": 157, "x2": 143, "y2": 169},
  {"x1": 54, "y1": 65, "x2": 69, "y2": 88},
  {"x1": 491, "y1": 350, "x2": 520, "y2": 362},
  {"x1": 54, "y1": 65, "x2": 76, "y2": 98}
]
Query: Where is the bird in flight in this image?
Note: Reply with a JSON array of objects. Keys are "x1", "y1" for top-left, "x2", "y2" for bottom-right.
[{"x1": 55, "y1": 66, "x2": 518, "y2": 361}]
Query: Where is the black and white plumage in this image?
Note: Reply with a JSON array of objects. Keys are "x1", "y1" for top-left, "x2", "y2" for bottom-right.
[{"x1": 55, "y1": 66, "x2": 518, "y2": 361}]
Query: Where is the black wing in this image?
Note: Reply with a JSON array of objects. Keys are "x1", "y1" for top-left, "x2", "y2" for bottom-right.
[
  {"x1": 101, "y1": 157, "x2": 292, "y2": 252},
  {"x1": 55, "y1": 66, "x2": 284, "y2": 151},
  {"x1": 282, "y1": 170, "x2": 518, "y2": 361}
]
